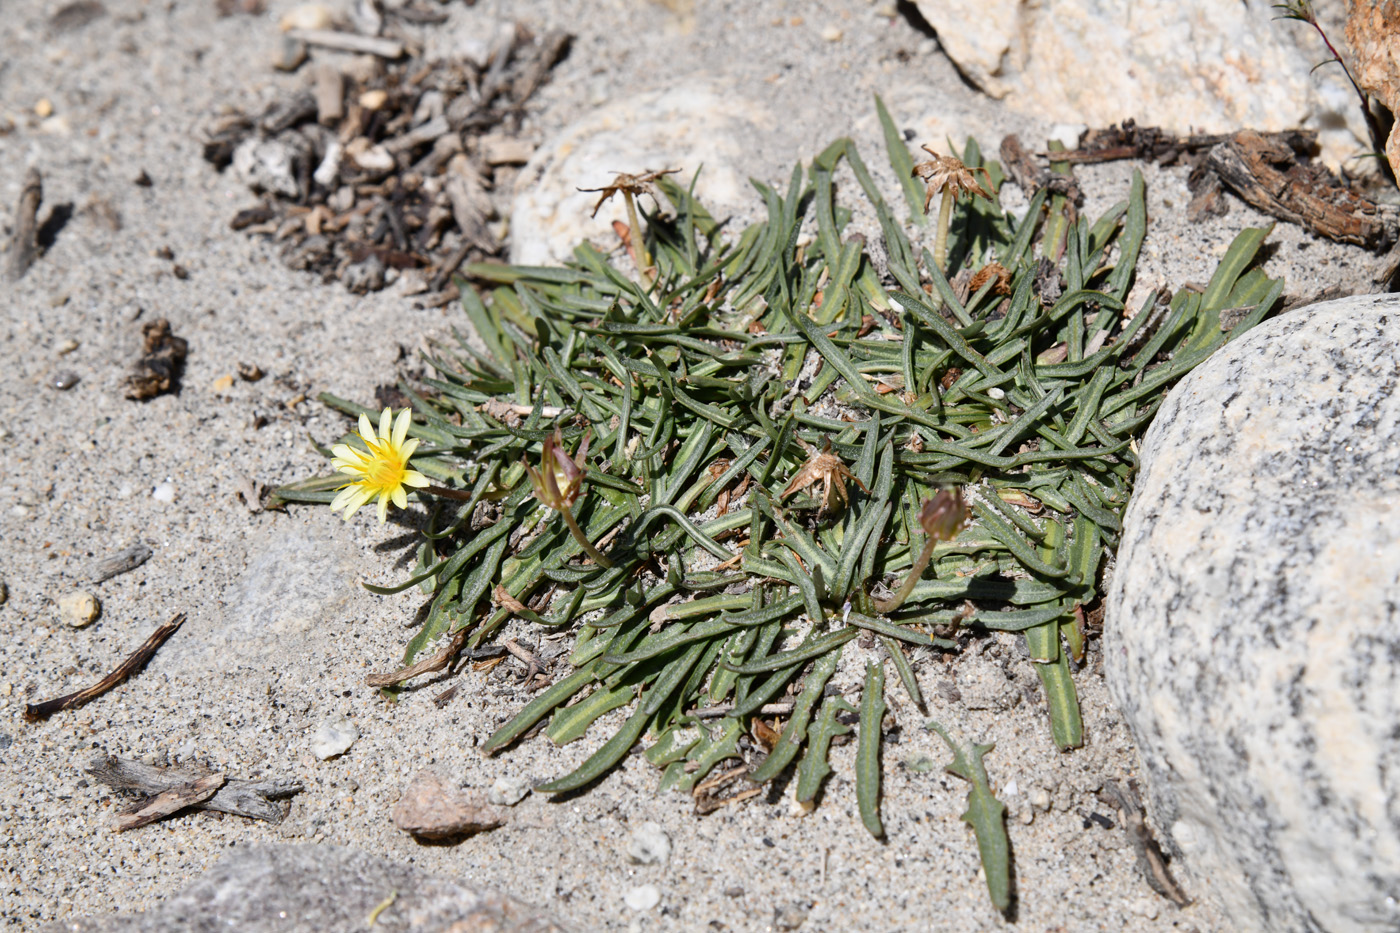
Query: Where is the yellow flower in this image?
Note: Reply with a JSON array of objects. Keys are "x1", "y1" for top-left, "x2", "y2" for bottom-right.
[{"x1": 330, "y1": 408, "x2": 429, "y2": 523}]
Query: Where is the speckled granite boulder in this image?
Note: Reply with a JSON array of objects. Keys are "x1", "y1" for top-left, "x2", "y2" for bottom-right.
[
  {"x1": 1106, "y1": 295, "x2": 1400, "y2": 932},
  {"x1": 44, "y1": 843, "x2": 568, "y2": 933}
]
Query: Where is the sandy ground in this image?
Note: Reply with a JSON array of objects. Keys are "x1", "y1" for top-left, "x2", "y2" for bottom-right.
[{"x1": 0, "y1": 0, "x2": 1379, "y2": 930}]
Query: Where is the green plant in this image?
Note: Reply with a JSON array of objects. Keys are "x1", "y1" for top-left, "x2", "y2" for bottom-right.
[{"x1": 276, "y1": 97, "x2": 1283, "y2": 910}]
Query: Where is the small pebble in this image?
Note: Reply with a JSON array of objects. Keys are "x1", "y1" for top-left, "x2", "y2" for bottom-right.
[
  {"x1": 358, "y1": 89, "x2": 388, "y2": 111},
  {"x1": 59, "y1": 591, "x2": 101, "y2": 628},
  {"x1": 987, "y1": 386, "x2": 1006, "y2": 400},
  {"x1": 391, "y1": 768, "x2": 504, "y2": 839},
  {"x1": 821, "y1": 25, "x2": 843, "y2": 41},
  {"x1": 151, "y1": 483, "x2": 175, "y2": 503},
  {"x1": 51, "y1": 371, "x2": 80, "y2": 390},
  {"x1": 272, "y1": 36, "x2": 308, "y2": 72},
  {"x1": 487, "y1": 775, "x2": 531, "y2": 807},
  {"x1": 0, "y1": 580, "x2": 7, "y2": 606},
  {"x1": 626, "y1": 821, "x2": 672, "y2": 866},
  {"x1": 1, "y1": 683, "x2": 11, "y2": 697},
  {"x1": 212, "y1": 374, "x2": 235, "y2": 392},
  {"x1": 55, "y1": 338, "x2": 79, "y2": 356},
  {"x1": 622, "y1": 884, "x2": 660, "y2": 911},
  {"x1": 1031, "y1": 788, "x2": 1052, "y2": 811},
  {"x1": 35, "y1": 98, "x2": 53, "y2": 118},
  {"x1": 310, "y1": 712, "x2": 359, "y2": 759}
]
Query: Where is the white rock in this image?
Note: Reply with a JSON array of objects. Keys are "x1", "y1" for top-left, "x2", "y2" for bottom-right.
[
  {"x1": 279, "y1": 3, "x2": 334, "y2": 31},
  {"x1": 913, "y1": 0, "x2": 1371, "y2": 169},
  {"x1": 232, "y1": 138, "x2": 303, "y2": 199},
  {"x1": 509, "y1": 82, "x2": 773, "y2": 266},
  {"x1": 310, "y1": 713, "x2": 359, "y2": 759},
  {"x1": 1106, "y1": 295, "x2": 1400, "y2": 933},
  {"x1": 622, "y1": 884, "x2": 660, "y2": 911},
  {"x1": 626, "y1": 821, "x2": 671, "y2": 866},
  {"x1": 151, "y1": 483, "x2": 175, "y2": 503},
  {"x1": 59, "y1": 591, "x2": 100, "y2": 628},
  {"x1": 487, "y1": 775, "x2": 531, "y2": 807}
]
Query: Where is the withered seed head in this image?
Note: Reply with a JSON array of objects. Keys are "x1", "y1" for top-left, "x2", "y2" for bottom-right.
[
  {"x1": 577, "y1": 168, "x2": 682, "y2": 218},
  {"x1": 911, "y1": 147, "x2": 994, "y2": 213}
]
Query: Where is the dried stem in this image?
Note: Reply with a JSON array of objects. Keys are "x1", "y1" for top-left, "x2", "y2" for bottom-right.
[{"x1": 873, "y1": 537, "x2": 937, "y2": 614}]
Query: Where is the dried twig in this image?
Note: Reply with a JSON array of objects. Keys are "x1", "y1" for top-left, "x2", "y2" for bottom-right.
[
  {"x1": 24, "y1": 614, "x2": 185, "y2": 721},
  {"x1": 90, "y1": 543, "x2": 153, "y2": 583},
  {"x1": 286, "y1": 28, "x2": 404, "y2": 58},
  {"x1": 1100, "y1": 780, "x2": 1191, "y2": 906},
  {"x1": 365, "y1": 628, "x2": 467, "y2": 687},
  {"x1": 503, "y1": 639, "x2": 541, "y2": 683},
  {"x1": 86, "y1": 752, "x2": 304, "y2": 824}
]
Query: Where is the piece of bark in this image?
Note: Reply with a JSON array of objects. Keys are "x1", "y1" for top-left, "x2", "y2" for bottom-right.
[
  {"x1": 998, "y1": 135, "x2": 1078, "y2": 202},
  {"x1": 25, "y1": 614, "x2": 185, "y2": 721},
  {"x1": 1206, "y1": 130, "x2": 1398, "y2": 250},
  {"x1": 391, "y1": 768, "x2": 505, "y2": 840},
  {"x1": 114, "y1": 773, "x2": 227, "y2": 832},
  {"x1": 1099, "y1": 780, "x2": 1191, "y2": 907},
  {"x1": 6, "y1": 168, "x2": 42, "y2": 281},
  {"x1": 86, "y1": 753, "x2": 304, "y2": 824},
  {"x1": 311, "y1": 64, "x2": 344, "y2": 125},
  {"x1": 90, "y1": 543, "x2": 153, "y2": 583}
]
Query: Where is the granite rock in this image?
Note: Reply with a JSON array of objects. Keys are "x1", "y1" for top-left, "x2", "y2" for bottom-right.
[
  {"x1": 1105, "y1": 295, "x2": 1400, "y2": 932},
  {"x1": 509, "y1": 81, "x2": 772, "y2": 266},
  {"x1": 914, "y1": 0, "x2": 1371, "y2": 170},
  {"x1": 41, "y1": 842, "x2": 568, "y2": 932},
  {"x1": 1345, "y1": 0, "x2": 1400, "y2": 182}
]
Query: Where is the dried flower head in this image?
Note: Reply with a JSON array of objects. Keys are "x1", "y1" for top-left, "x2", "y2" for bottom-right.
[
  {"x1": 524, "y1": 428, "x2": 588, "y2": 511},
  {"x1": 781, "y1": 438, "x2": 870, "y2": 514},
  {"x1": 330, "y1": 407, "x2": 430, "y2": 523},
  {"x1": 968, "y1": 261, "x2": 1013, "y2": 296},
  {"x1": 911, "y1": 148, "x2": 994, "y2": 213},
  {"x1": 578, "y1": 168, "x2": 681, "y2": 218}
]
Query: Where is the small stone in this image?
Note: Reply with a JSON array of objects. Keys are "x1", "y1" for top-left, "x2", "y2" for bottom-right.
[
  {"x1": 212, "y1": 374, "x2": 235, "y2": 392},
  {"x1": 1, "y1": 683, "x2": 11, "y2": 697},
  {"x1": 279, "y1": 3, "x2": 333, "y2": 31},
  {"x1": 35, "y1": 98, "x2": 53, "y2": 118},
  {"x1": 59, "y1": 591, "x2": 100, "y2": 628},
  {"x1": 272, "y1": 36, "x2": 308, "y2": 72},
  {"x1": 238, "y1": 363, "x2": 264, "y2": 382},
  {"x1": 310, "y1": 712, "x2": 359, "y2": 759},
  {"x1": 723, "y1": 886, "x2": 744, "y2": 898},
  {"x1": 821, "y1": 25, "x2": 843, "y2": 41},
  {"x1": 487, "y1": 776, "x2": 530, "y2": 807},
  {"x1": 391, "y1": 768, "x2": 505, "y2": 839},
  {"x1": 151, "y1": 483, "x2": 175, "y2": 503},
  {"x1": 622, "y1": 884, "x2": 660, "y2": 911},
  {"x1": 358, "y1": 89, "x2": 388, "y2": 111},
  {"x1": 0, "y1": 580, "x2": 7, "y2": 605},
  {"x1": 51, "y1": 371, "x2": 80, "y2": 390},
  {"x1": 55, "y1": 338, "x2": 79, "y2": 356},
  {"x1": 626, "y1": 821, "x2": 671, "y2": 865},
  {"x1": 1031, "y1": 788, "x2": 1052, "y2": 811},
  {"x1": 775, "y1": 903, "x2": 809, "y2": 930}
]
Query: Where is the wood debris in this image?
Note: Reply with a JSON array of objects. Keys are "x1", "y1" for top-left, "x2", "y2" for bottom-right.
[
  {"x1": 5, "y1": 168, "x2": 42, "y2": 281},
  {"x1": 204, "y1": 23, "x2": 571, "y2": 294},
  {"x1": 86, "y1": 752, "x2": 304, "y2": 825},
  {"x1": 24, "y1": 614, "x2": 185, "y2": 721},
  {"x1": 1022, "y1": 120, "x2": 1400, "y2": 251}
]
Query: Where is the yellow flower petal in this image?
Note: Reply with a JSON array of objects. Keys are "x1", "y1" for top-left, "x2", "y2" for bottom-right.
[
  {"x1": 358, "y1": 413, "x2": 374, "y2": 440},
  {"x1": 376, "y1": 491, "x2": 391, "y2": 523},
  {"x1": 391, "y1": 485, "x2": 408, "y2": 509},
  {"x1": 377, "y1": 407, "x2": 392, "y2": 441},
  {"x1": 392, "y1": 407, "x2": 412, "y2": 447},
  {"x1": 403, "y1": 470, "x2": 430, "y2": 488}
]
